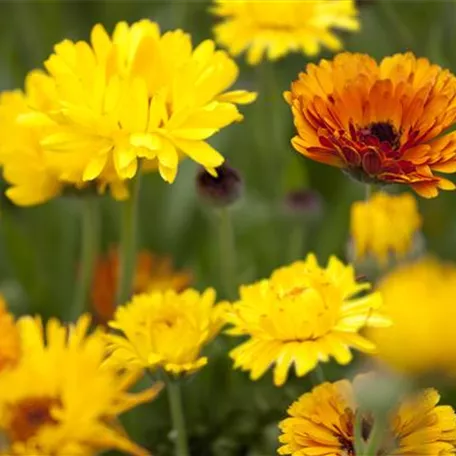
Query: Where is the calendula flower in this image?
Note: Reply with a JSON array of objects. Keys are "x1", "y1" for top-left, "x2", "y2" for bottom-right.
[
  {"x1": 225, "y1": 254, "x2": 389, "y2": 386},
  {"x1": 211, "y1": 0, "x2": 359, "y2": 65},
  {"x1": 350, "y1": 192, "x2": 422, "y2": 266},
  {"x1": 0, "y1": 315, "x2": 162, "y2": 456},
  {"x1": 278, "y1": 377, "x2": 456, "y2": 455},
  {"x1": 20, "y1": 20, "x2": 256, "y2": 197},
  {"x1": 91, "y1": 248, "x2": 192, "y2": 324},
  {"x1": 285, "y1": 52, "x2": 456, "y2": 197},
  {"x1": 106, "y1": 288, "x2": 226, "y2": 376},
  {"x1": 370, "y1": 257, "x2": 456, "y2": 377},
  {"x1": 0, "y1": 72, "x2": 62, "y2": 206},
  {"x1": 0, "y1": 297, "x2": 21, "y2": 372}
]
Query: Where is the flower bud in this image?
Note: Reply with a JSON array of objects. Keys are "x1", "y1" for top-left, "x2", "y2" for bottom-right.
[{"x1": 282, "y1": 189, "x2": 323, "y2": 220}]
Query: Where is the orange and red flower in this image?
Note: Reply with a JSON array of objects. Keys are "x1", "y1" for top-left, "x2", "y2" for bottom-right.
[
  {"x1": 285, "y1": 52, "x2": 456, "y2": 197},
  {"x1": 91, "y1": 248, "x2": 192, "y2": 324}
]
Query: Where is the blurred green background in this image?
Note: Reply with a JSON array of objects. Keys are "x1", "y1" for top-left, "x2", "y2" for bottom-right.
[{"x1": 0, "y1": 1, "x2": 456, "y2": 454}]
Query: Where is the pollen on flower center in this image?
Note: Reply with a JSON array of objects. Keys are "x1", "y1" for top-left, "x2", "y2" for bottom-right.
[{"x1": 7, "y1": 396, "x2": 60, "y2": 442}]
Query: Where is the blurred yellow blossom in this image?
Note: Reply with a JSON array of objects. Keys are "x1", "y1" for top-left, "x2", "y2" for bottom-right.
[
  {"x1": 225, "y1": 254, "x2": 389, "y2": 386},
  {"x1": 106, "y1": 288, "x2": 227, "y2": 376},
  {"x1": 0, "y1": 296, "x2": 21, "y2": 372},
  {"x1": 0, "y1": 315, "x2": 162, "y2": 456},
  {"x1": 350, "y1": 192, "x2": 422, "y2": 266},
  {"x1": 91, "y1": 248, "x2": 192, "y2": 324},
  {"x1": 370, "y1": 257, "x2": 456, "y2": 376},
  {"x1": 278, "y1": 377, "x2": 456, "y2": 455},
  {"x1": 17, "y1": 19, "x2": 256, "y2": 200},
  {"x1": 211, "y1": 0, "x2": 359, "y2": 65}
]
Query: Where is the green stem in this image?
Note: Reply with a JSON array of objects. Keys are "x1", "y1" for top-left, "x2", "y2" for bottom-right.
[
  {"x1": 365, "y1": 183, "x2": 375, "y2": 201},
  {"x1": 353, "y1": 411, "x2": 365, "y2": 455},
  {"x1": 72, "y1": 197, "x2": 99, "y2": 319},
  {"x1": 116, "y1": 172, "x2": 142, "y2": 306},
  {"x1": 218, "y1": 207, "x2": 237, "y2": 299},
  {"x1": 288, "y1": 222, "x2": 305, "y2": 263},
  {"x1": 166, "y1": 379, "x2": 190, "y2": 456},
  {"x1": 363, "y1": 415, "x2": 386, "y2": 455}
]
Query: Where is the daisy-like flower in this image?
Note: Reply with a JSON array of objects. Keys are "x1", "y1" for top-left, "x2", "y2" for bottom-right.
[
  {"x1": 91, "y1": 248, "x2": 192, "y2": 324},
  {"x1": 350, "y1": 191, "x2": 422, "y2": 266},
  {"x1": 0, "y1": 72, "x2": 62, "y2": 206},
  {"x1": 105, "y1": 288, "x2": 226, "y2": 376},
  {"x1": 0, "y1": 315, "x2": 162, "y2": 456},
  {"x1": 285, "y1": 52, "x2": 456, "y2": 197},
  {"x1": 0, "y1": 297, "x2": 21, "y2": 372},
  {"x1": 225, "y1": 254, "x2": 389, "y2": 386},
  {"x1": 20, "y1": 20, "x2": 256, "y2": 197},
  {"x1": 211, "y1": 0, "x2": 359, "y2": 65},
  {"x1": 278, "y1": 377, "x2": 456, "y2": 455},
  {"x1": 370, "y1": 257, "x2": 456, "y2": 377}
]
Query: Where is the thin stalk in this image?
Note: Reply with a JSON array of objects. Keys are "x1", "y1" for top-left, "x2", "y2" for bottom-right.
[
  {"x1": 116, "y1": 172, "x2": 142, "y2": 306},
  {"x1": 310, "y1": 364, "x2": 326, "y2": 386},
  {"x1": 166, "y1": 379, "x2": 190, "y2": 456},
  {"x1": 363, "y1": 415, "x2": 386, "y2": 455},
  {"x1": 72, "y1": 197, "x2": 99, "y2": 319},
  {"x1": 288, "y1": 222, "x2": 305, "y2": 262},
  {"x1": 365, "y1": 183, "x2": 376, "y2": 201},
  {"x1": 353, "y1": 412, "x2": 366, "y2": 455},
  {"x1": 218, "y1": 207, "x2": 236, "y2": 299}
]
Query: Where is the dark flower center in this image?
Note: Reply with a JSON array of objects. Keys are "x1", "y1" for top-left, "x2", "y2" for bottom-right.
[{"x1": 362, "y1": 121, "x2": 401, "y2": 150}]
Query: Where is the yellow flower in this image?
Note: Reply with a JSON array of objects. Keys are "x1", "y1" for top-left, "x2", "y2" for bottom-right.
[
  {"x1": 225, "y1": 254, "x2": 389, "y2": 386},
  {"x1": 370, "y1": 257, "x2": 456, "y2": 376},
  {"x1": 278, "y1": 377, "x2": 456, "y2": 455},
  {"x1": 285, "y1": 52, "x2": 456, "y2": 197},
  {"x1": 106, "y1": 288, "x2": 226, "y2": 376},
  {"x1": 211, "y1": 0, "x2": 359, "y2": 65},
  {"x1": 0, "y1": 315, "x2": 162, "y2": 456},
  {"x1": 0, "y1": 297, "x2": 21, "y2": 372},
  {"x1": 350, "y1": 192, "x2": 422, "y2": 266},
  {"x1": 0, "y1": 72, "x2": 62, "y2": 206},
  {"x1": 91, "y1": 248, "x2": 192, "y2": 324},
  {"x1": 21, "y1": 20, "x2": 256, "y2": 197}
]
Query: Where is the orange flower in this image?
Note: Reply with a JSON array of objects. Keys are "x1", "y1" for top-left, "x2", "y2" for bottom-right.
[
  {"x1": 0, "y1": 297, "x2": 21, "y2": 372},
  {"x1": 91, "y1": 249, "x2": 192, "y2": 323},
  {"x1": 285, "y1": 52, "x2": 456, "y2": 198}
]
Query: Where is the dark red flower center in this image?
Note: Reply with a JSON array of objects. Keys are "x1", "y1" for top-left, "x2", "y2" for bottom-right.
[{"x1": 359, "y1": 121, "x2": 401, "y2": 151}]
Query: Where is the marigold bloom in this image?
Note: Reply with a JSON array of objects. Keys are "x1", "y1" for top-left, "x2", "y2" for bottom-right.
[
  {"x1": 21, "y1": 20, "x2": 256, "y2": 195},
  {"x1": 91, "y1": 248, "x2": 192, "y2": 324},
  {"x1": 0, "y1": 297, "x2": 21, "y2": 372},
  {"x1": 370, "y1": 257, "x2": 456, "y2": 376},
  {"x1": 278, "y1": 377, "x2": 456, "y2": 455},
  {"x1": 211, "y1": 0, "x2": 359, "y2": 65},
  {"x1": 106, "y1": 288, "x2": 226, "y2": 376},
  {"x1": 350, "y1": 192, "x2": 422, "y2": 265},
  {"x1": 0, "y1": 72, "x2": 62, "y2": 206},
  {"x1": 225, "y1": 254, "x2": 389, "y2": 386},
  {"x1": 0, "y1": 315, "x2": 162, "y2": 456},
  {"x1": 285, "y1": 52, "x2": 456, "y2": 197}
]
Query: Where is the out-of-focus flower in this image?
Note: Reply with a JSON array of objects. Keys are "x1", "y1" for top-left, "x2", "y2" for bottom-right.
[
  {"x1": 282, "y1": 188, "x2": 323, "y2": 220},
  {"x1": 0, "y1": 72, "x2": 63, "y2": 206},
  {"x1": 19, "y1": 20, "x2": 256, "y2": 199},
  {"x1": 285, "y1": 52, "x2": 456, "y2": 198},
  {"x1": 370, "y1": 257, "x2": 456, "y2": 377},
  {"x1": 91, "y1": 248, "x2": 192, "y2": 324},
  {"x1": 0, "y1": 296, "x2": 20, "y2": 372},
  {"x1": 0, "y1": 315, "x2": 162, "y2": 456},
  {"x1": 350, "y1": 192, "x2": 422, "y2": 265},
  {"x1": 225, "y1": 254, "x2": 389, "y2": 386},
  {"x1": 196, "y1": 162, "x2": 243, "y2": 207},
  {"x1": 278, "y1": 377, "x2": 456, "y2": 455},
  {"x1": 211, "y1": 0, "x2": 359, "y2": 65},
  {"x1": 105, "y1": 288, "x2": 227, "y2": 376}
]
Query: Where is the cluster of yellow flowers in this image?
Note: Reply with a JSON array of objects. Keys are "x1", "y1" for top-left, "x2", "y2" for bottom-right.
[{"x1": 1, "y1": 0, "x2": 456, "y2": 455}]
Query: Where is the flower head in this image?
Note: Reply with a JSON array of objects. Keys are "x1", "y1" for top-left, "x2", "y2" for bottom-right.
[
  {"x1": 350, "y1": 191, "x2": 422, "y2": 265},
  {"x1": 0, "y1": 297, "x2": 21, "y2": 372},
  {"x1": 370, "y1": 257, "x2": 456, "y2": 377},
  {"x1": 278, "y1": 377, "x2": 456, "y2": 455},
  {"x1": 285, "y1": 52, "x2": 456, "y2": 197},
  {"x1": 211, "y1": 0, "x2": 359, "y2": 65},
  {"x1": 0, "y1": 315, "x2": 162, "y2": 456},
  {"x1": 91, "y1": 248, "x2": 192, "y2": 324},
  {"x1": 18, "y1": 20, "x2": 256, "y2": 200},
  {"x1": 225, "y1": 254, "x2": 389, "y2": 386},
  {"x1": 106, "y1": 288, "x2": 226, "y2": 376}
]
